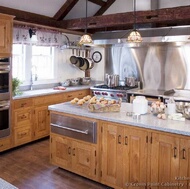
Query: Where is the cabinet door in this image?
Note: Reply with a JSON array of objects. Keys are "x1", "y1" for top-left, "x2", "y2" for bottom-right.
[
  {"x1": 0, "y1": 18, "x2": 12, "y2": 54},
  {"x1": 150, "y1": 133, "x2": 179, "y2": 189},
  {"x1": 72, "y1": 141, "x2": 97, "y2": 180},
  {"x1": 179, "y1": 139, "x2": 190, "y2": 189},
  {"x1": 50, "y1": 134, "x2": 72, "y2": 169},
  {"x1": 101, "y1": 123, "x2": 124, "y2": 188},
  {"x1": 34, "y1": 106, "x2": 49, "y2": 139},
  {"x1": 123, "y1": 128, "x2": 148, "y2": 189}
]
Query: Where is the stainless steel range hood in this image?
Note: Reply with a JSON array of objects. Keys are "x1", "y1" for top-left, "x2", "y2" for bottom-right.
[{"x1": 92, "y1": 25, "x2": 190, "y2": 45}]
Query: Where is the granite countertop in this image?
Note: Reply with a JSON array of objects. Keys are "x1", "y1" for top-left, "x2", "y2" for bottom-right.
[
  {"x1": 48, "y1": 102, "x2": 190, "y2": 136},
  {"x1": 12, "y1": 85, "x2": 92, "y2": 100},
  {"x1": 0, "y1": 178, "x2": 18, "y2": 189}
]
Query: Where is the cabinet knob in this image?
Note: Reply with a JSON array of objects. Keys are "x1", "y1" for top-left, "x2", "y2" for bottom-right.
[{"x1": 174, "y1": 147, "x2": 177, "y2": 158}]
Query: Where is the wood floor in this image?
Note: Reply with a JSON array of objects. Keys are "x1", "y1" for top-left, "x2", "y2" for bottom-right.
[{"x1": 0, "y1": 138, "x2": 111, "y2": 189}]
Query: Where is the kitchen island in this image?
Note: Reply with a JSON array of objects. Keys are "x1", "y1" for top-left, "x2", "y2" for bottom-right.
[{"x1": 49, "y1": 102, "x2": 190, "y2": 189}]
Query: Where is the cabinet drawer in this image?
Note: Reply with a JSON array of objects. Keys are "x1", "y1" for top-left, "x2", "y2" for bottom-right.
[
  {"x1": 14, "y1": 126, "x2": 32, "y2": 146},
  {"x1": 0, "y1": 137, "x2": 11, "y2": 152},
  {"x1": 14, "y1": 109, "x2": 33, "y2": 127},
  {"x1": 14, "y1": 99, "x2": 33, "y2": 109},
  {"x1": 33, "y1": 94, "x2": 63, "y2": 106},
  {"x1": 65, "y1": 90, "x2": 90, "y2": 101}
]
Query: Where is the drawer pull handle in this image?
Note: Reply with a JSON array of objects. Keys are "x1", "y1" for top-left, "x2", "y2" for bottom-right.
[
  {"x1": 174, "y1": 147, "x2": 177, "y2": 158},
  {"x1": 51, "y1": 123, "x2": 88, "y2": 134},
  {"x1": 72, "y1": 148, "x2": 75, "y2": 156},
  {"x1": 125, "y1": 136, "x2": 128, "y2": 145},
  {"x1": 0, "y1": 144, "x2": 3, "y2": 147},
  {"x1": 68, "y1": 147, "x2": 71, "y2": 155},
  {"x1": 182, "y1": 148, "x2": 186, "y2": 159},
  {"x1": 118, "y1": 135, "x2": 121, "y2": 144}
]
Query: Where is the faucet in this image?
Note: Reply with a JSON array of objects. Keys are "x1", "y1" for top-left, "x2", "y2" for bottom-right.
[{"x1": 30, "y1": 65, "x2": 38, "y2": 90}]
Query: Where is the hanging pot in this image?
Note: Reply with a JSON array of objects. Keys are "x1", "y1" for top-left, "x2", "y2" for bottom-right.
[
  {"x1": 85, "y1": 49, "x2": 94, "y2": 70},
  {"x1": 70, "y1": 49, "x2": 78, "y2": 64}
]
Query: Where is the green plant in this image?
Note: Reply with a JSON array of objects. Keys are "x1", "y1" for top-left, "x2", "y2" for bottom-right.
[{"x1": 12, "y1": 77, "x2": 22, "y2": 96}]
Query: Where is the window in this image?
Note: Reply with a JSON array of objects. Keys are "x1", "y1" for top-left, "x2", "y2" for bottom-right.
[{"x1": 12, "y1": 44, "x2": 55, "y2": 83}]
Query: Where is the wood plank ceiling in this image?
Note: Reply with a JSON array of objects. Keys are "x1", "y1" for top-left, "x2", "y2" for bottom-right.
[{"x1": 0, "y1": 0, "x2": 190, "y2": 34}]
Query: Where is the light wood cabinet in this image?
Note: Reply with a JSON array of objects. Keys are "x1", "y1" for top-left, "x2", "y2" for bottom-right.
[
  {"x1": 101, "y1": 122, "x2": 148, "y2": 189},
  {"x1": 10, "y1": 89, "x2": 90, "y2": 149},
  {"x1": 33, "y1": 106, "x2": 50, "y2": 139},
  {"x1": 150, "y1": 133, "x2": 179, "y2": 189},
  {"x1": 0, "y1": 13, "x2": 14, "y2": 56},
  {"x1": 0, "y1": 136, "x2": 11, "y2": 152},
  {"x1": 64, "y1": 89, "x2": 90, "y2": 101},
  {"x1": 50, "y1": 133, "x2": 97, "y2": 180}
]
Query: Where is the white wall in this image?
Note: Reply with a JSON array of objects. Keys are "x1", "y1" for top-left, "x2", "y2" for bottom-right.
[{"x1": 55, "y1": 47, "x2": 105, "y2": 83}]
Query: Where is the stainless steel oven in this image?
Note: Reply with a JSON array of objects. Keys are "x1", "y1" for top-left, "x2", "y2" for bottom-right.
[
  {"x1": 0, "y1": 57, "x2": 11, "y2": 138},
  {"x1": 0, "y1": 100, "x2": 10, "y2": 138},
  {"x1": 0, "y1": 58, "x2": 11, "y2": 100}
]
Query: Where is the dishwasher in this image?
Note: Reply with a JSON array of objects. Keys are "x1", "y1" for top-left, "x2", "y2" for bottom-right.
[{"x1": 50, "y1": 113, "x2": 97, "y2": 143}]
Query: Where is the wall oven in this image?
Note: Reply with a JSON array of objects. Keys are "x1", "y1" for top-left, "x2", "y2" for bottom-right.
[
  {"x1": 0, "y1": 58, "x2": 11, "y2": 100},
  {"x1": 0, "y1": 57, "x2": 11, "y2": 138},
  {"x1": 0, "y1": 100, "x2": 10, "y2": 138}
]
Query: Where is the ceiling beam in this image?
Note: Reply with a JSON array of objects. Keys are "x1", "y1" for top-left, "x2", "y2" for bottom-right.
[
  {"x1": 88, "y1": 0, "x2": 105, "y2": 6},
  {"x1": 63, "y1": 6, "x2": 190, "y2": 31},
  {"x1": 94, "y1": 0, "x2": 116, "y2": 16},
  {"x1": 53, "y1": 0, "x2": 79, "y2": 21},
  {"x1": 1, "y1": 5, "x2": 190, "y2": 34}
]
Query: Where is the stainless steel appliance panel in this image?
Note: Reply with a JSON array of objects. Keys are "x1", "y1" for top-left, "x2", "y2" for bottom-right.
[
  {"x1": 51, "y1": 113, "x2": 97, "y2": 143},
  {"x1": 104, "y1": 42, "x2": 190, "y2": 91}
]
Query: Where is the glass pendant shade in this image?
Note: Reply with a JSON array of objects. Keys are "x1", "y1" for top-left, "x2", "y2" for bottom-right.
[
  {"x1": 78, "y1": 34, "x2": 93, "y2": 45},
  {"x1": 127, "y1": 30, "x2": 142, "y2": 43}
]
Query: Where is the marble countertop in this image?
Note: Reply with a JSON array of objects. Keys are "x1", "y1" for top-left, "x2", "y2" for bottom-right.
[
  {"x1": 0, "y1": 178, "x2": 18, "y2": 189},
  {"x1": 48, "y1": 102, "x2": 190, "y2": 136},
  {"x1": 12, "y1": 85, "x2": 92, "y2": 100}
]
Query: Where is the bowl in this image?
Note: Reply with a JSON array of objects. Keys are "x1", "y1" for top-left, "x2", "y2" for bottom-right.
[
  {"x1": 176, "y1": 102, "x2": 190, "y2": 113},
  {"x1": 62, "y1": 79, "x2": 70, "y2": 87},
  {"x1": 70, "y1": 78, "x2": 80, "y2": 86},
  {"x1": 80, "y1": 77, "x2": 91, "y2": 85},
  {"x1": 183, "y1": 106, "x2": 190, "y2": 119}
]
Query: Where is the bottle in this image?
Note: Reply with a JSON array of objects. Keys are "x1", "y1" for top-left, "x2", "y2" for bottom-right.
[{"x1": 133, "y1": 96, "x2": 148, "y2": 114}]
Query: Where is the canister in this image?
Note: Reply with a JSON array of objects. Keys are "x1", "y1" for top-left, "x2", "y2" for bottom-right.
[{"x1": 133, "y1": 96, "x2": 148, "y2": 114}]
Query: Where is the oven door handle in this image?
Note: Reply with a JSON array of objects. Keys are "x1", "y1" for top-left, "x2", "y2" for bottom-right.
[
  {"x1": 0, "y1": 70, "x2": 10, "y2": 74},
  {"x1": 50, "y1": 123, "x2": 89, "y2": 135},
  {"x1": 0, "y1": 106, "x2": 9, "y2": 111}
]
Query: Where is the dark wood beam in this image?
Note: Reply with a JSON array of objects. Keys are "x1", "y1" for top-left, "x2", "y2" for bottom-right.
[
  {"x1": 63, "y1": 6, "x2": 190, "y2": 31},
  {"x1": 53, "y1": 0, "x2": 79, "y2": 21},
  {"x1": 94, "y1": 0, "x2": 116, "y2": 16},
  {"x1": 88, "y1": 0, "x2": 105, "y2": 6},
  {"x1": 1, "y1": 5, "x2": 190, "y2": 34}
]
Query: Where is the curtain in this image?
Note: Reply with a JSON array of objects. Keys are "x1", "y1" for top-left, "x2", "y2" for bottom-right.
[{"x1": 13, "y1": 27, "x2": 68, "y2": 46}]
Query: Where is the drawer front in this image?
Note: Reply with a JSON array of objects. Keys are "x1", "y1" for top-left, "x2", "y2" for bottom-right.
[
  {"x1": 14, "y1": 99, "x2": 33, "y2": 109},
  {"x1": 33, "y1": 94, "x2": 63, "y2": 106},
  {"x1": 65, "y1": 90, "x2": 90, "y2": 101},
  {"x1": 14, "y1": 109, "x2": 33, "y2": 127},
  {"x1": 14, "y1": 126, "x2": 32, "y2": 146},
  {"x1": 0, "y1": 137, "x2": 11, "y2": 152}
]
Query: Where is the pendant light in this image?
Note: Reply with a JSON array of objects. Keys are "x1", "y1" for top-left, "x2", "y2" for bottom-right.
[
  {"x1": 78, "y1": 0, "x2": 93, "y2": 45},
  {"x1": 127, "y1": 0, "x2": 142, "y2": 43}
]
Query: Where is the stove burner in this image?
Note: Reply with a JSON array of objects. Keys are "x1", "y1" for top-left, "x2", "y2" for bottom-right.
[{"x1": 94, "y1": 84, "x2": 137, "y2": 90}]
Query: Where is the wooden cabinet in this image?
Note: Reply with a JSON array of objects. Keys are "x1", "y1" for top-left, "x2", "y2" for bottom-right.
[
  {"x1": 64, "y1": 89, "x2": 90, "y2": 101},
  {"x1": 0, "y1": 137, "x2": 11, "y2": 152},
  {"x1": 33, "y1": 106, "x2": 50, "y2": 139},
  {"x1": 150, "y1": 133, "x2": 180, "y2": 189},
  {"x1": 50, "y1": 133, "x2": 98, "y2": 180},
  {"x1": 13, "y1": 98, "x2": 33, "y2": 146},
  {"x1": 10, "y1": 89, "x2": 90, "y2": 149},
  {"x1": 0, "y1": 14, "x2": 14, "y2": 56},
  {"x1": 101, "y1": 122, "x2": 148, "y2": 189}
]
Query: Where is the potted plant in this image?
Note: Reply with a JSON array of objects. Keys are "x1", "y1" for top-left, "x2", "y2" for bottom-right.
[{"x1": 12, "y1": 77, "x2": 22, "y2": 96}]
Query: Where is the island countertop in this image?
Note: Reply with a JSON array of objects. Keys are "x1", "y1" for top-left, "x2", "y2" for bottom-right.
[{"x1": 48, "y1": 102, "x2": 190, "y2": 137}]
